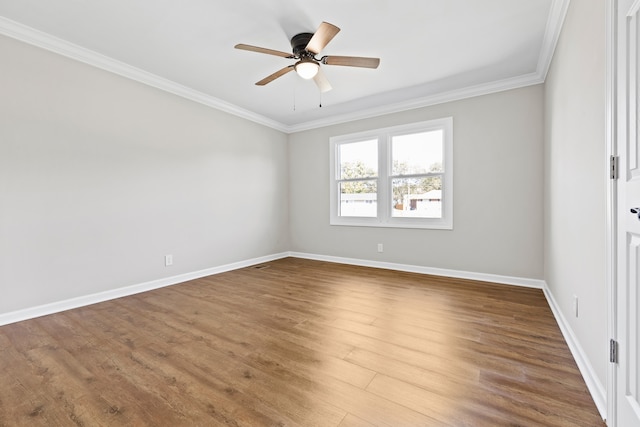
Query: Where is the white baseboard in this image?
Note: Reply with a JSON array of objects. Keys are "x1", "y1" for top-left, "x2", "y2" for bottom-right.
[
  {"x1": 0, "y1": 251, "x2": 545, "y2": 327},
  {"x1": 542, "y1": 285, "x2": 607, "y2": 421},
  {"x1": 291, "y1": 252, "x2": 606, "y2": 420},
  {"x1": 0, "y1": 250, "x2": 606, "y2": 421},
  {"x1": 288, "y1": 251, "x2": 545, "y2": 289},
  {"x1": 0, "y1": 252, "x2": 289, "y2": 327}
]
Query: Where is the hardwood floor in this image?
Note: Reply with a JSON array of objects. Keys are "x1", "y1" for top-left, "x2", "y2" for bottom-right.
[{"x1": 0, "y1": 258, "x2": 605, "y2": 426}]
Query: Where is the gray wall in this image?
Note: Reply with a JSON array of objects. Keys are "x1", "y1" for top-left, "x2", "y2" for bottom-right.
[
  {"x1": 0, "y1": 35, "x2": 290, "y2": 313},
  {"x1": 544, "y1": 0, "x2": 607, "y2": 387},
  {"x1": 0, "y1": 3, "x2": 611, "y2": 412},
  {"x1": 0, "y1": 4, "x2": 610, "y2": 405},
  {"x1": 289, "y1": 85, "x2": 544, "y2": 280}
]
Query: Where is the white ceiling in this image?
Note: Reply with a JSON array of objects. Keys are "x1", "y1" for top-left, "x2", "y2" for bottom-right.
[{"x1": 0, "y1": 0, "x2": 566, "y2": 132}]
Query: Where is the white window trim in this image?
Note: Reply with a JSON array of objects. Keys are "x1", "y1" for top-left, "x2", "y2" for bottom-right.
[{"x1": 329, "y1": 117, "x2": 453, "y2": 230}]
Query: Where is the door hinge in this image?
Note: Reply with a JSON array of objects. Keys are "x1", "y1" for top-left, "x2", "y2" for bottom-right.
[
  {"x1": 610, "y1": 155, "x2": 619, "y2": 180},
  {"x1": 610, "y1": 339, "x2": 618, "y2": 363}
]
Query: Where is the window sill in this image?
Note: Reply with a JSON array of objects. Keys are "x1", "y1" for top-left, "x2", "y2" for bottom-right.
[{"x1": 330, "y1": 218, "x2": 453, "y2": 230}]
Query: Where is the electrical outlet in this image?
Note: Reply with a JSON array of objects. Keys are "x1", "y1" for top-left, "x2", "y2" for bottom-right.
[
  {"x1": 377, "y1": 243, "x2": 383, "y2": 253},
  {"x1": 573, "y1": 295, "x2": 579, "y2": 318},
  {"x1": 165, "y1": 254, "x2": 173, "y2": 266}
]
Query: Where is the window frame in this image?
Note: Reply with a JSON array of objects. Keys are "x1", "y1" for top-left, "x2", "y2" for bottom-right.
[{"x1": 329, "y1": 117, "x2": 453, "y2": 229}]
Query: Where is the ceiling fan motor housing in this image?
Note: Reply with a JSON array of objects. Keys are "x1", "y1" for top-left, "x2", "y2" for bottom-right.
[
  {"x1": 235, "y1": 22, "x2": 379, "y2": 89},
  {"x1": 291, "y1": 33, "x2": 315, "y2": 57}
]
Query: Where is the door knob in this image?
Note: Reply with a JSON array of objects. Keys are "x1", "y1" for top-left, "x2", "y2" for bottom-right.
[{"x1": 631, "y1": 208, "x2": 640, "y2": 219}]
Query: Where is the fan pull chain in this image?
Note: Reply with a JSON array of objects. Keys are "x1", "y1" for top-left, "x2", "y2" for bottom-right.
[{"x1": 319, "y1": 91, "x2": 322, "y2": 108}]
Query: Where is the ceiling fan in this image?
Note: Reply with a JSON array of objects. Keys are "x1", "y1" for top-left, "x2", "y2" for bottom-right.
[{"x1": 235, "y1": 22, "x2": 380, "y2": 93}]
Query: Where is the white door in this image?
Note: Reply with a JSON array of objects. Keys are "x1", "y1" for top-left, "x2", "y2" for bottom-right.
[{"x1": 615, "y1": 0, "x2": 640, "y2": 425}]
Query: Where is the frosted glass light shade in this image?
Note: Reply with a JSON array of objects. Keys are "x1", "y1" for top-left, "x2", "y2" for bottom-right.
[{"x1": 295, "y1": 60, "x2": 319, "y2": 79}]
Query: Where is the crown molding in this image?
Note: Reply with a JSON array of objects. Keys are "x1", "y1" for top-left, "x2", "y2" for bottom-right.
[
  {"x1": 537, "y1": 0, "x2": 571, "y2": 79},
  {"x1": 1, "y1": 1, "x2": 569, "y2": 135},
  {"x1": 285, "y1": 0, "x2": 570, "y2": 134},
  {"x1": 0, "y1": 17, "x2": 289, "y2": 133},
  {"x1": 284, "y1": 72, "x2": 544, "y2": 133}
]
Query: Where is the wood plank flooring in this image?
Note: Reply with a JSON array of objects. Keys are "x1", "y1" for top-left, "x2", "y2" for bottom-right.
[{"x1": 0, "y1": 258, "x2": 605, "y2": 426}]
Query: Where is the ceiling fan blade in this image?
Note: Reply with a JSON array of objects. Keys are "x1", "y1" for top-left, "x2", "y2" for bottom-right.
[
  {"x1": 255, "y1": 65, "x2": 295, "y2": 86},
  {"x1": 313, "y1": 68, "x2": 332, "y2": 93},
  {"x1": 306, "y1": 22, "x2": 340, "y2": 54},
  {"x1": 235, "y1": 43, "x2": 293, "y2": 58},
  {"x1": 324, "y1": 56, "x2": 380, "y2": 69}
]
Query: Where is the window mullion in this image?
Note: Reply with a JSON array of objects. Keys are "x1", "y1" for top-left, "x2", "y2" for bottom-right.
[
  {"x1": 390, "y1": 172, "x2": 443, "y2": 180},
  {"x1": 338, "y1": 177, "x2": 378, "y2": 184},
  {"x1": 377, "y1": 135, "x2": 388, "y2": 222}
]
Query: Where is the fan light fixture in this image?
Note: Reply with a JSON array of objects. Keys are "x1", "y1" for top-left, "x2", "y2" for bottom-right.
[
  {"x1": 235, "y1": 21, "x2": 380, "y2": 92},
  {"x1": 295, "y1": 59, "x2": 319, "y2": 79}
]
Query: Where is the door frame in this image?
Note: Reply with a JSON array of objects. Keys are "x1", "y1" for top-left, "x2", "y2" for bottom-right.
[
  {"x1": 605, "y1": 0, "x2": 617, "y2": 424},
  {"x1": 606, "y1": 0, "x2": 637, "y2": 425}
]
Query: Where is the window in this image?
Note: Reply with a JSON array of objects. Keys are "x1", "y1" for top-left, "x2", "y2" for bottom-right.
[{"x1": 330, "y1": 118, "x2": 453, "y2": 229}]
